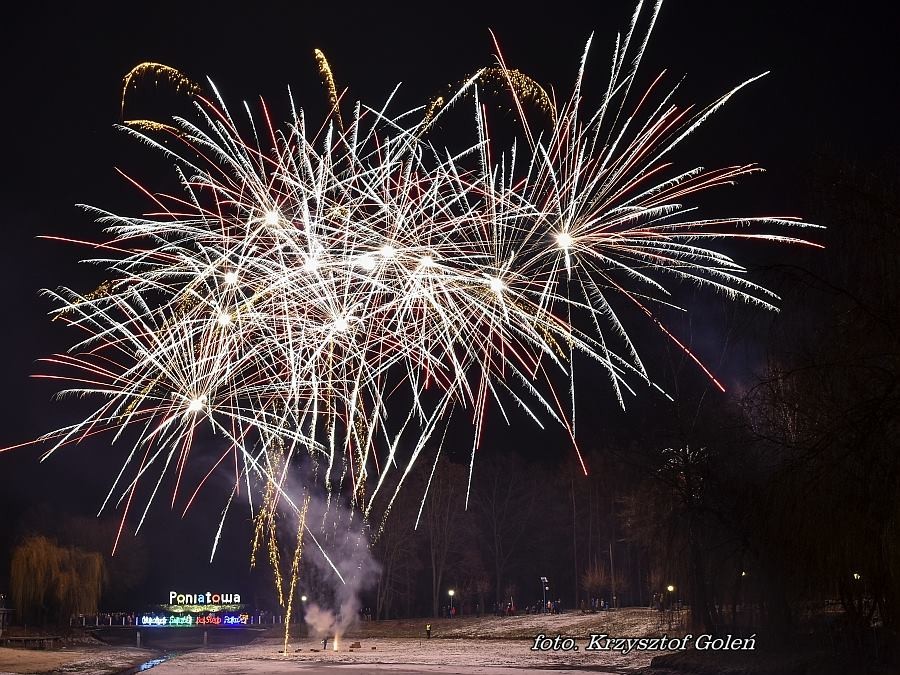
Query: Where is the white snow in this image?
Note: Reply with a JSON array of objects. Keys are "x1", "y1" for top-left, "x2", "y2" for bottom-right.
[
  {"x1": 151, "y1": 609, "x2": 683, "y2": 673},
  {"x1": 0, "y1": 609, "x2": 685, "y2": 674}
]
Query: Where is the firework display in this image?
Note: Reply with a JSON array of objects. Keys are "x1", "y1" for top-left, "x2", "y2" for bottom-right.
[{"x1": 10, "y1": 2, "x2": 820, "y2": 566}]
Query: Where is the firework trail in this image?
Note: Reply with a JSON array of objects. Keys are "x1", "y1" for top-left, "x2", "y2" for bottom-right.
[{"x1": 8, "y1": 2, "x2": 819, "y2": 582}]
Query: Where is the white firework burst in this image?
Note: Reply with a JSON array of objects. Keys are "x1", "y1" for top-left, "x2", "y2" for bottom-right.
[{"x1": 12, "y1": 1, "x2": 821, "y2": 555}]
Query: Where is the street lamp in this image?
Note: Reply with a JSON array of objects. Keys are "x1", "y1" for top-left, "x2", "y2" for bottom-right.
[
  {"x1": 448, "y1": 589, "x2": 455, "y2": 617},
  {"x1": 301, "y1": 595, "x2": 308, "y2": 602},
  {"x1": 665, "y1": 584, "x2": 676, "y2": 611},
  {"x1": 540, "y1": 577, "x2": 549, "y2": 613}
]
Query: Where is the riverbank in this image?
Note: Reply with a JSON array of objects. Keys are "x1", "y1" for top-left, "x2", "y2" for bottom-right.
[{"x1": 0, "y1": 644, "x2": 155, "y2": 674}]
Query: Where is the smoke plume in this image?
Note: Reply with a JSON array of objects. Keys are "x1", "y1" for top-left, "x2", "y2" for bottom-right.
[{"x1": 299, "y1": 494, "x2": 380, "y2": 643}]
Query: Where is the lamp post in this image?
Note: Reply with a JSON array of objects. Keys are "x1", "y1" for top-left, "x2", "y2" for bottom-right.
[
  {"x1": 540, "y1": 577, "x2": 549, "y2": 613},
  {"x1": 297, "y1": 595, "x2": 308, "y2": 631},
  {"x1": 448, "y1": 589, "x2": 455, "y2": 617},
  {"x1": 665, "y1": 584, "x2": 675, "y2": 610}
]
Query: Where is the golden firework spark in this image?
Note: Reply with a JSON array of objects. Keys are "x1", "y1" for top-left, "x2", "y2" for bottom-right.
[
  {"x1": 283, "y1": 493, "x2": 310, "y2": 653},
  {"x1": 423, "y1": 66, "x2": 557, "y2": 132},
  {"x1": 314, "y1": 49, "x2": 344, "y2": 132},
  {"x1": 121, "y1": 62, "x2": 201, "y2": 119},
  {"x1": 122, "y1": 119, "x2": 180, "y2": 134}
]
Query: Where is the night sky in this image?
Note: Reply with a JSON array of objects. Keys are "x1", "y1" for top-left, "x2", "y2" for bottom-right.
[{"x1": 0, "y1": 1, "x2": 897, "y2": 606}]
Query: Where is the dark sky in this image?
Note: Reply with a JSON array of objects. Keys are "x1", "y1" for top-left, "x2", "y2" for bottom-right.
[{"x1": 0, "y1": 1, "x2": 897, "y2": 602}]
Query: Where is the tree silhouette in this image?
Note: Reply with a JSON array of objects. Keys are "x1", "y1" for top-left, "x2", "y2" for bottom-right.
[{"x1": 11, "y1": 535, "x2": 104, "y2": 625}]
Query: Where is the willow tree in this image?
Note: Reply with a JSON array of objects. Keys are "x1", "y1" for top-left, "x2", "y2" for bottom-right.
[{"x1": 10, "y1": 535, "x2": 104, "y2": 624}]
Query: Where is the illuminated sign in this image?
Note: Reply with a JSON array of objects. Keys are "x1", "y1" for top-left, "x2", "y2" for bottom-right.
[
  {"x1": 168, "y1": 591, "x2": 242, "y2": 605},
  {"x1": 141, "y1": 616, "x2": 170, "y2": 627},
  {"x1": 140, "y1": 613, "x2": 249, "y2": 627},
  {"x1": 223, "y1": 614, "x2": 249, "y2": 625}
]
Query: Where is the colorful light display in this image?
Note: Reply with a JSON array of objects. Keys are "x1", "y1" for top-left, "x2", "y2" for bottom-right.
[{"x1": 139, "y1": 613, "x2": 250, "y2": 627}]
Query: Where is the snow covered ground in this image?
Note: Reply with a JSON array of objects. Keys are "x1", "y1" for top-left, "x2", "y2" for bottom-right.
[
  {"x1": 354, "y1": 607, "x2": 683, "y2": 640},
  {"x1": 150, "y1": 609, "x2": 682, "y2": 674},
  {"x1": 148, "y1": 636, "x2": 656, "y2": 674},
  {"x1": 0, "y1": 609, "x2": 684, "y2": 674}
]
